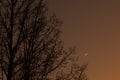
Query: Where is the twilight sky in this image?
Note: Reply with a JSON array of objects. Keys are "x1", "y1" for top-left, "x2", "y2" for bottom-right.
[{"x1": 47, "y1": 0, "x2": 120, "y2": 80}]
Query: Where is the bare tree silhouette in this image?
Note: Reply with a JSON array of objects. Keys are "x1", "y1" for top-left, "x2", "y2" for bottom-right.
[{"x1": 0, "y1": 0, "x2": 88, "y2": 80}]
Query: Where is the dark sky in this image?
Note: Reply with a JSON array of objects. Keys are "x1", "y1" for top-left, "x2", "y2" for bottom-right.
[{"x1": 47, "y1": 0, "x2": 120, "y2": 80}]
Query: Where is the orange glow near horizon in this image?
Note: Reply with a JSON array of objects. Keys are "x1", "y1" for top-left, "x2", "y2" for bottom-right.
[{"x1": 47, "y1": 0, "x2": 120, "y2": 80}]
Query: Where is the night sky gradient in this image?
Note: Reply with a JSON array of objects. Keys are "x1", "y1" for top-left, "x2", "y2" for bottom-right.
[{"x1": 47, "y1": 0, "x2": 120, "y2": 80}]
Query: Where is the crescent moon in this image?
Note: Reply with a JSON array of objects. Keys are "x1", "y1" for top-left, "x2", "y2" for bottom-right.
[{"x1": 84, "y1": 52, "x2": 88, "y2": 57}]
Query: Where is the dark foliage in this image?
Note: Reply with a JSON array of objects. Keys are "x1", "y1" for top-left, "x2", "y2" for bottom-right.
[{"x1": 0, "y1": 0, "x2": 88, "y2": 80}]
